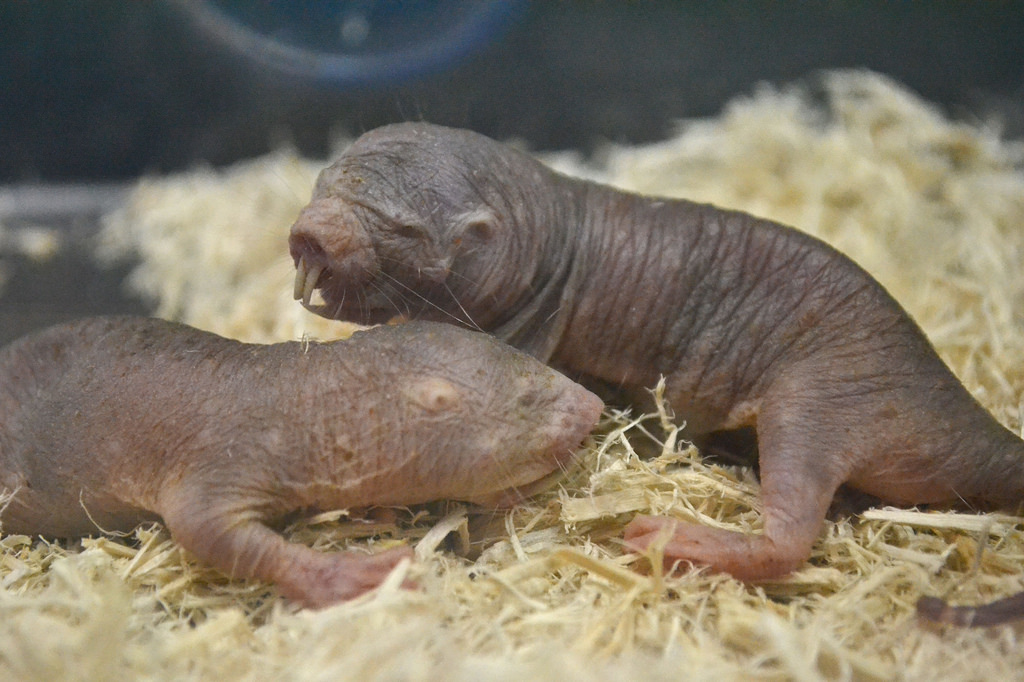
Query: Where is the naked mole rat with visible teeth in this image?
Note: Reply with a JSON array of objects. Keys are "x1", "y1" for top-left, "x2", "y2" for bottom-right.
[
  {"x1": 289, "y1": 122, "x2": 1024, "y2": 624},
  {"x1": 0, "y1": 316, "x2": 602, "y2": 608}
]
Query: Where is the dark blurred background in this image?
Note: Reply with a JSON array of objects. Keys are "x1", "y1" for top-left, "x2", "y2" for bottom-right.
[{"x1": 1, "y1": 0, "x2": 1023, "y2": 340}]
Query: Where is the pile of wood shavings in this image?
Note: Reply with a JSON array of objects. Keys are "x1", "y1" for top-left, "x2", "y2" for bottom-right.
[
  {"x1": 95, "y1": 150, "x2": 354, "y2": 344},
  {"x1": 2, "y1": 70, "x2": 1023, "y2": 679}
]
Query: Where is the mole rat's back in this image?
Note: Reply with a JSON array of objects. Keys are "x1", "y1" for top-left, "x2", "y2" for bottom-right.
[
  {"x1": 0, "y1": 317, "x2": 606, "y2": 538},
  {"x1": 0, "y1": 319, "x2": 168, "y2": 535}
]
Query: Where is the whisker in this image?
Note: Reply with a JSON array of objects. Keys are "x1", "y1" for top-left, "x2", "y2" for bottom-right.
[
  {"x1": 444, "y1": 267, "x2": 485, "y2": 288},
  {"x1": 443, "y1": 281, "x2": 483, "y2": 332},
  {"x1": 329, "y1": 290, "x2": 347, "y2": 320},
  {"x1": 377, "y1": 272, "x2": 441, "y2": 320},
  {"x1": 367, "y1": 278, "x2": 409, "y2": 318},
  {"x1": 377, "y1": 271, "x2": 480, "y2": 330},
  {"x1": 392, "y1": 262, "x2": 491, "y2": 332}
]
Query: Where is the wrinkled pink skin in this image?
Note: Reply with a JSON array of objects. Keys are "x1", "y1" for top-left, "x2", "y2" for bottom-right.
[
  {"x1": 0, "y1": 316, "x2": 602, "y2": 608},
  {"x1": 289, "y1": 123, "x2": 1024, "y2": 622}
]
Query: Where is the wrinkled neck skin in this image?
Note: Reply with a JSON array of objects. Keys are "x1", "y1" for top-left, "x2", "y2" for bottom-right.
[
  {"x1": 480, "y1": 167, "x2": 586, "y2": 361},
  {"x1": 476, "y1": 171, "x2": 723, "y2": 400},
  {"x1": 543, "y1": 184, "x2": 709, "y2": 403},
  {"x1": 544, "y1": 182, "x2": 891, "y2": 429}
]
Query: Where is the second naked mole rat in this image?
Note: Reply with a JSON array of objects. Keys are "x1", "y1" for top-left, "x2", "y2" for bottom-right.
[
  {"x1": 288, "y1": 122, "x2": 1024, "y2": 624},
  {"x1": 0, "y1": 316, "x2": 602, "y2": 608}
]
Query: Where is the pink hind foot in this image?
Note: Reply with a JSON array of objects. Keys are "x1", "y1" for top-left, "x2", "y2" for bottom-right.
[
  {"x1": 272, "y1": 545, "x2": 416, "y2": 608},
  {"x1": 160, "y1": 493, "x2": 418, "y2": 610},
  {"x1": 623, "y1": 515, "x2": 812, "y2": 581}
]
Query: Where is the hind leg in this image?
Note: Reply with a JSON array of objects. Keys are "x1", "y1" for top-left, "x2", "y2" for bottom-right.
[
  {"x1": 157, "y1": 487, "x2": 412, "y2": 608},
  {"x1": 625, "y1": 372, "x2": 860, "y2": 580}
]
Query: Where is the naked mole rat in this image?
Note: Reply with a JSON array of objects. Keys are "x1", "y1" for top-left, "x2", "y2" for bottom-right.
[
  {"x1": 0, "y1": 316, "x2": 603, "y2": 608},
  {"x1": 288, "y1": 122, "x2": 1024, "y2": 623}
]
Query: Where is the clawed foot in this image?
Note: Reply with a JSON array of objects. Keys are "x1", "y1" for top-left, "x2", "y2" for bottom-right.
[
  {"x1": 624, "y1": 514, "x2": 805, "y2": 581},
  {"x1": 623, "y1": 514, "x2": 727, "y2": 576},
  {"x1": 276, "y1": 545, "x2": 416, "y2": 608}
]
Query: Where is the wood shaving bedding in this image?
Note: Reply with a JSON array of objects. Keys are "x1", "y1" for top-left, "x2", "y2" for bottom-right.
[{"x1": 2, "y1": 70, "x2": 1023, "y2": 680}]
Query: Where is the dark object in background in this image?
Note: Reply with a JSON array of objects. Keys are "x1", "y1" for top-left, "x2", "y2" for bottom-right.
[
  {"x1": 168, "y1": 0, "x2": 528, "y2": 89},
  {"x1": 1, "y1": 1, "x2": 1022, "y2": 182}
]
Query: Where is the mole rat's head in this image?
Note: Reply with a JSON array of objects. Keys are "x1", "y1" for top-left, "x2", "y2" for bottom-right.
[
  {"x1": 289, "y1": 123, "x2": 546, "y2": 330},
  {"x1": 369, "y1": 322, "x2": 603, "y2": 508}
]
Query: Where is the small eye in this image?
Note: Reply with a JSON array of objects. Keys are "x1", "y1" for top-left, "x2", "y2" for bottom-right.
[
  {"x1": 397, "y1": 224, "x2": 424, "y2": 240},
  {"x1": 466, "y1": 220, "x2": 493, "y2": 240},
  {"x1": 405, "y1": 377, "x2": 461, "y2": 412},
  {"x1": 517, "y1": 389, "x2": 540, "y2": 409}
]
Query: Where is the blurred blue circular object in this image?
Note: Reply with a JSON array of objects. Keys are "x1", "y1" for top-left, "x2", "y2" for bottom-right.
[{"x1": 167, "y1": 0, "x2": 528, "y2": 88}]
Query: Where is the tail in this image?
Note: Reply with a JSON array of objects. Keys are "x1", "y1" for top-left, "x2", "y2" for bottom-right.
[{"x1": 918, "y1": 591, "x2": 1024, "y2": 627}]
